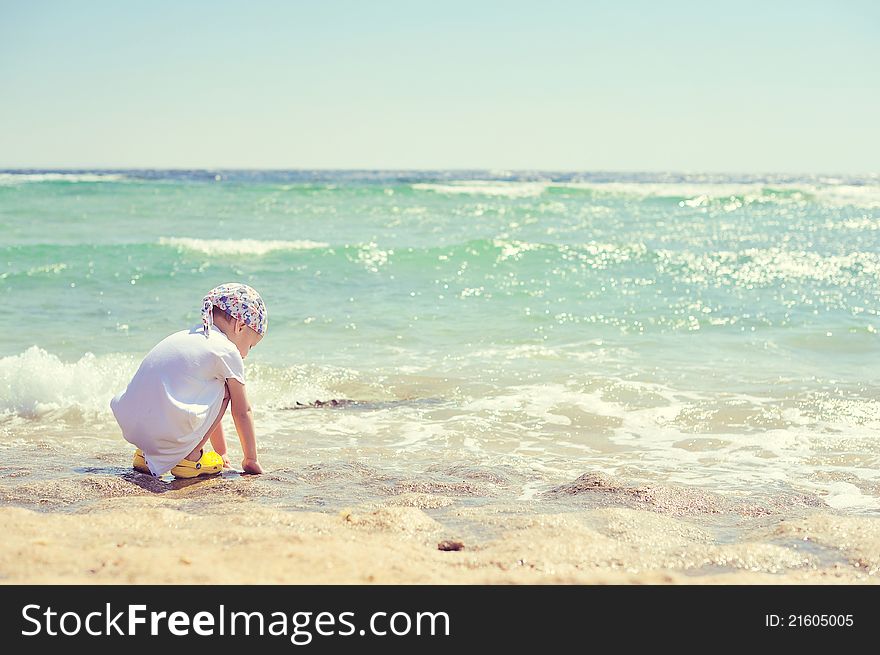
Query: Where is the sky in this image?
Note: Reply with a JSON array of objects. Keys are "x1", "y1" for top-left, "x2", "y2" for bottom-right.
[{"x1": 0, "y1": 0, "x2": 877, "y2": 173}]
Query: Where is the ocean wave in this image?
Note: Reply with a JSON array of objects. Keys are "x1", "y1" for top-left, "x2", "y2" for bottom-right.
[
  {"x1": 458, "y1": 381, "x2": 880, "y2": 510},
  {"x1": 813, "y1": 185, "x2": 880, "y2": 209},
  {"x1": 0, "y1": 172, "x2": 129, "y2": 185},
  {"x1": 4, "y1": 238, "x2": 878, "y2": 292},
  {"x1": 411, "y1": 179, "x2": 880, "y2": 208},
  {"x1": 0, "y1": 347, "x2": 137, "y2": 418},
  {"x1": 0, "y1": 347, "x2": 355, "y2": 421},
  {"x1": 412, "y1": 181, "x2": 548, "y2": 198},
  {"x1": 157, "y1": 237, "x2": 330, "y2": 256},
  {"x1": 585, "y1": 182, "x2": 880, "y2": 209}
]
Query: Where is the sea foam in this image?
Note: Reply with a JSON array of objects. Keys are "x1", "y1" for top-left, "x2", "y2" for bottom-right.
[
  {"x1": 0, "y1": 173, "x2": 128, "y2": 185},
  {"x1": 0, "y1": 346, "x2": 353, "y2": 421},
  {"x1": 0, "y1": 347, "x2": 136, "y2": 418},
  {"x1": 411, "y1": 179, "x2": 880, "y2": 208},
  {"x1": 412, "y1": 181, "x2": 548, "y2": 198},
  {"x1": 158, "y1": 237, "x2": 329, "y2": 256}
]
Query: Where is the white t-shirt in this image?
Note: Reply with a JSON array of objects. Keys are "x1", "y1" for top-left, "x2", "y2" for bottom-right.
[{"x1": 110, "y1": 324, "x2": 245, "y2": 475}]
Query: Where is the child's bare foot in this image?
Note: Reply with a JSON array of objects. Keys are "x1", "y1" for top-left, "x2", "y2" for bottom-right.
[
  {"x1": 242, "y1": 457, "x2": 263, "y2": 474},
  {"x1": 184, "y1": 448, "x2": 203, "y2": 462},
  {"x1": 220, "y1": 453, "x2": 231, "y2": 468}
]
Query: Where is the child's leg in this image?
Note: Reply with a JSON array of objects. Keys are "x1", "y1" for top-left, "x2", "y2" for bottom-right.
[{"x1": 184, "y1": 383, "x2": 231, "y2": 461}]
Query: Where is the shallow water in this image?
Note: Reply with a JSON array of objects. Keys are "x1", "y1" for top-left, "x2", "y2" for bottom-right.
[{"x1": 1, "y1": 169, "x2": 878, "y2": 529}]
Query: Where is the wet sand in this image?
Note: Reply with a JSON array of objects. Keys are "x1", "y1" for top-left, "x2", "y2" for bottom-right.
[{"x1": 1, "y1": 462, "x2": 879, "y2": 584}]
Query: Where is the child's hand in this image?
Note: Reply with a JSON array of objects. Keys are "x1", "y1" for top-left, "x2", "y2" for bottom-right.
[{"x1": 241, "y1": 457, "x2": 263, "y2": 474}]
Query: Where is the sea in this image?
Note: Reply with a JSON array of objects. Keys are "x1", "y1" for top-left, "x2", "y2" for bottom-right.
[{"x1": 1, "y1": 169, "x2": 878, "y2": 520}]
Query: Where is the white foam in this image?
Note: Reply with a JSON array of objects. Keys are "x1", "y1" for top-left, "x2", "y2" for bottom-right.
[
  {"x1": 0, "y1": 173, "x2": 128, "y2": 185},
  {"x1": 492, "y1": 239, "x2": 543, "y2": 261},
  {"x1": 385, "y1": 419, "x2": 448, "y2": 449},
  {"x1": 450, "y1": 378, "x2": 880, "y2": 508},
  {"x1": 814, "y1": 184, "x2": 880, "y2": 209},
  {"x1": 246, "y1": 362, "x2": 358, "y2": 410},
  {"x1": 0, "y1": 347, "x2": 358, "y2": 427},
  {"x1": 816, "y1": 481, "x2": 880, "y2": 511},
  {"x1": 470, "y1": 343, "x2": 562, "y2": 361},
  {"x1": 413, "y1": 180, "x2": 779, "y2": 202},
  {"x1": 0, "y1": 347, "x2": 137, "y2": 418},
  {"x1": 412, "y1": 181, "x2": 548, "y2": 198},
  {"x1": 412, "y1": 180, "x2": 880, "y2": 208},
  {"x1": 559, "y1": 182, "x2": 761, "y2": 199},
  {"x1": 599, "y1": 182, "x2": 880, "y2": 208},
  {"x1": 461, "y1": 382, "x2": 616, "y2": 429},
  {"x1": 158, "y1": 237, "x2": 329, "y2": 256}
]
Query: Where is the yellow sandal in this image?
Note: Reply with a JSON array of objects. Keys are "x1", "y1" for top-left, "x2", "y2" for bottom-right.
[
  {"x1": 132, "y1": 448, "x2": 152, "y2": 475},
  {"x1": 170, "y1": 450, "x2": 224, "y2": 479}
]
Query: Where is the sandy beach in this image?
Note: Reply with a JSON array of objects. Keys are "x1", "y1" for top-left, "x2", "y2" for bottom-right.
[{"x1": 2, "y1": 460, "x2": 878, "y2": 585}]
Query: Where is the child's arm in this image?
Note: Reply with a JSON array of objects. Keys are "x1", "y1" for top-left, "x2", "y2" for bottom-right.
[{"x1": 226, "y1": 378, "x2": 263, "y2": 474}]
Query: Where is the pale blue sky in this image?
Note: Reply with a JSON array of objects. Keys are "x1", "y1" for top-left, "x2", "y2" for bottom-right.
[{"x1": 1, "y1": 1, "x2": 877, "y2": 172}]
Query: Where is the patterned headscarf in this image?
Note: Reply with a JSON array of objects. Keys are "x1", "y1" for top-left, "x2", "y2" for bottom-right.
[{"x1": 201, "y1": 283, "x2": 268, "y2": 337}]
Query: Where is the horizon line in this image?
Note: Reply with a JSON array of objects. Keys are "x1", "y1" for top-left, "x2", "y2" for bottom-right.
[{"x1": 1, "y1": 167, "x2": 878, "y2": 178}]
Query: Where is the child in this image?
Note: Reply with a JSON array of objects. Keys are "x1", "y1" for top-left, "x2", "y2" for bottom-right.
[{"x1": 110, "y1": 283, "x2": 267, "y2": 477}]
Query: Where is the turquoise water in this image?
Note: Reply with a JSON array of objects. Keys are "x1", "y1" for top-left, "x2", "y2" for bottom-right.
[{"x1": 1, "y1": 170, "x2": 878, "y2": 512}]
